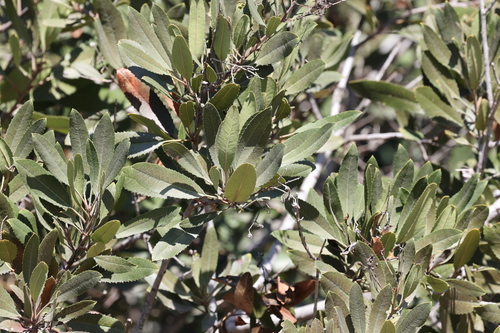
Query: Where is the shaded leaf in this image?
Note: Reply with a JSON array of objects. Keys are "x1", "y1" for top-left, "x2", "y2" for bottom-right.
[
  {"x1": 350, "y1": 80, "x2": 419, "y2": 112},
  {"x1": 55, "y1": 271, "x2": 102, "y2": 302},
  {"x1": 152, "y1": 228, "x2": 197, "y2": 260},
  {"x1": 30, "y1": 262, "x2": 48, "y2": 304},
  {"x1": 54, "y1": 300, "x2": 96, "y2": 323},
  {"x1": 454, "y1": 228, "x2": 480, "y2": 270},
  {"x1": 395, "y1": 302, "x2": 431, "y2": 333},
  {"x1": 67, "y1": 313, "x2": 125, "y2": 333},
  {"x1": 415, "y1": 86, "x2": 462, "y2": 125},
  {"x1": 116, "y1": 206, "x2": 181, "y2": 238},
  {"x1": 92, "y1": 220, "x2": 121, "y2": 244},
  {"x1": 213, "y1": 14, "x2": 231, "y2": 61}
]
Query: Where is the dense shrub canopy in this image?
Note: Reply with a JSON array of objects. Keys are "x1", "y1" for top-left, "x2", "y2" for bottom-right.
[{"x1": 1, "y1": 0, "x2": 500, "y2": 332}]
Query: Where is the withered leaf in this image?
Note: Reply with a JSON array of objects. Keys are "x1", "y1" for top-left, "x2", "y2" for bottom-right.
[
  {"x1": 288, "y1": 279, "x2": 315, "y2": 307},
  {"x1": 234, "y1": 272, "x2": 254, "y2": 315},
  {"x1": 116, "y1": 68, "x2": 177, "y2": 135}
]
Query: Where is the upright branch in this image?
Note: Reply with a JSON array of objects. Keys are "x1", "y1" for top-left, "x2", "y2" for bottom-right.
[{"x1": 476, "y1": 0, "x2": 495, "y2": 174}]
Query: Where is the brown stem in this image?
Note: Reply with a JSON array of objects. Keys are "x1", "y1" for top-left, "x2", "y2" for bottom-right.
[{"x1": 133, "y1": 259, "x2": 170, "y2": 333}]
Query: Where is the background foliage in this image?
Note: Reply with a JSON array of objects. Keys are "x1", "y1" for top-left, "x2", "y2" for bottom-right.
[{"x1": 1, "y1": 0, "x2": 500, "y2": 332}]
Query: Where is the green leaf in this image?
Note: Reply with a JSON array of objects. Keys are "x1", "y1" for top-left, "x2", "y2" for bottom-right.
[
  {"x1": 368, "y1": 285, "x2": 392, "y2": 332},
  {"x1": 466, "y1": 35, "x2": 483, "y2": 90},
  {"x1": 422, "y1": 24, "x2": 452, "y2": 68},
  {"x1": 4, "y1": 100, "x2": 33, "y2": 154},
  {"x1": 321, "y1": 272, "x2": 353, "y2": 306},
  {"x1": 152, "y1": 228, "x2": 197, "y2": 260},
  {"x1": 32, "y1": 133, "x2": 68, "y2": 185},
  {"x1": 55, "y1": 271, "x2": 102, "y2": 302},
  {"x1": 117, "y1": 206, "x2": 181, "y2": 238},
  {"x1": 381, "y1": 320, "x2": 396, "y2": 333},
  {"x1": 282, "y1": 124, "x2": 333, "y2": 165},
  {"x1": 92, "y1": 220, "x2": 120, "y2": 244},
  {"x1": 0, "y1": 240, "x2": 17, "y2": 263},
  {"x1": 209, "y1": 83, "x2": 240, "y2": 111},
  {"x1": 256, "y1": 143, "x2": 285, "y2": 187},
  {"x1": 337, "y1": 143, "x2": 359, "y2": 219},
  {"x1": 118, "y1": 39, "x2": 169, "y2": 75},
  {"x1": 93, "y1": 113, "x2": 115, "y2": 174},
  {"x1": 350, "y1": 283, "x2": 366, "y2": 333},
  {"x1": 204, "y1": 103, "x2": 221, "y2": 149},
  {"x1": 255, "y1": 31, "x2": 299, "y2": 66},
  {"x1": 233, "y1": 109, "x2": 272, "y2": 168},
  {"x1": 30, "y1": 262, "x2": 48, "y2": 304},
  {"x1": 396, "y1": 183, "x2": 437, "y2": 243},
  {"x1": 95, "y1": 255, "x2": 136, "y2": 273},
  {"x1": 86, "y1": 139, "x2": 101, "y2": 193},
  {"x1": 350, "y1": 80, "x2": 420, "y2": 112},
  {"x1": 69, "y1": 109, "x2": 89, "y2": 167},
  {"x1": 67, "y1": 313, "x2": 125, "y2": 333},
  {"x1": 415, "y1": 228, "x2": 461, "y2": 253},
  {"x1": 54, "y1": 300, "x2": 96, "y2": 323},
  {"x1": 103, "y1": 139, "x2": 130, "y2": 189},
  {"x1": 0, "y1": 137, "x2": 14, "y2": 174},
  {"x1": 101, "y1": 257, "x2": 157, "y2": 283},
  {"x1": 188, "y1": 0, "x2": 206, "y2": 59},
  {"x1": 4, "y1": 0, "x2": 32, "y2": 48},
  {"x1": 395, "y1": 302, "x2": 431, "y2": 333},
  {"x1": 94, "y1": 0, "x2": 125, "y2": 69},
  {"x1": 272, "y1": 230, "x2": 326, "y2": 255},
  {"x1": 216, "y1": 107, "x2": 240, "y2": 172},
  {"x1": 163, "y1": 142, "x2": 211, "y2": 183},
  {"x1": 0, "y1": 283, "x2": 20, "y2": 319},
  {"x1": 426, "y1": 276, "x2": 449, "y2": 293},
  {"x1": 391, "y1": 160, "x2": 414, "y2": 197},
  {"x1": 449, "y1": 174, "x2": 486, "y2": 214},
  {"x1": 294, "y1": 110, "x2": 361, "y2": 134},
  {"x1": 122, "y1": 163, "x2": 206, "y2": 199},
  {"x1": 476, "y1": 304, "x2": 500, "y2": 324},
  {"x1": 127, "y1": 7, "x2": 171, "y2": 71},
  {"x1": 283, "y1": 59, "x2": 326, "y2": 94},
  {"x1": 193, "y1": 223, "x2": 218, "y2": 289},
  {"x1": 213, "y1": 14, "x2": 231, "y2": 61},
  {"x1": 23, "y1": 233, "x2": 39, "y2": 284},
  {"x1": 454, "y1": 228, "x2": 480, "y2": 270},
  {"x1": 247, "y1": 0, "x2": 265, "y2": 26},
  {"x1": 446, "y1": 279, "x2": 485, "y2": 297},
  {"x1": 415, "y1": 86, "x2": 462, "y2": 125},
  {"x1": 172, "y1": 35, "x2": 193, "y2": 79},
  {"x1": 233, "y1": 15, "x2": 250, "y2": 49},
  {"x1": 6, "y1": 218, "x2": 33, "y2": 243},
  {"x1": 38, "y1": 229, "x2": 59, "y2": 265},
  {"x1": 225, "y1": 163, "x2": 257, "y2": 203}
]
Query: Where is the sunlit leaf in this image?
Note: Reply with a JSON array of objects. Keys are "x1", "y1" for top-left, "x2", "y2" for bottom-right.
[
  {"x1": 225, "y1": 163, "x2": 257, "y2": 203},
  {"x1": 256, "y1": 31, "x2": 298, "y2": 66}
]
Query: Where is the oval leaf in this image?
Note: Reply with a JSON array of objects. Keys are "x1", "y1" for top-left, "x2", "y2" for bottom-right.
[{"x1": 225, "y1": 163, "x2": 257, "y2": 203}]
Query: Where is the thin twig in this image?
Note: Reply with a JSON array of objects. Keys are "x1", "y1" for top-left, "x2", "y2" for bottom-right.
[
  {"x1": 133, "y1": 259, "x2": 170, "y2": 333},
  {"x1": 476, "y1": 0, "x2": 495, "y2": 174}
]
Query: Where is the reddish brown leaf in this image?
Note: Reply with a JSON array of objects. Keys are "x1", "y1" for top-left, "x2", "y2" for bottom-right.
[
  {"x1": 39, "y1": 276, "x2": 56, "y2": 308},
  {"x1": 288, "y1": 279, "x2": 315, "y2": 307},
  {"x1": 261, "y1": 293, "x2": 280, "y2": 306},
  {"x1": 269, "y1": 305, "x2": 297, "y2": 323},
  {"x1": 372, "y1": 236, "x2": 384, "y2": 256},
  {"x1": 235, "y1": 316, "x2": 247, "y2": 326},
  {"x1": 276, "y1": 276, "x2": 293, "y2": 305},
  {"x1": 234, "y1": 272, "x2": 254, "y2": 315},
  {"x1": 116, "y1": 68, "x2": 177, "y2": 135}
]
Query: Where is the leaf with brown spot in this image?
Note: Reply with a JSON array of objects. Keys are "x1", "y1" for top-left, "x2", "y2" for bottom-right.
[
  {"x1": 234, "y1": 272, "x2": 254, "y2": 315},
  {"x1": 116, "y1": 68, "x2": 176, "y2": 136}
]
